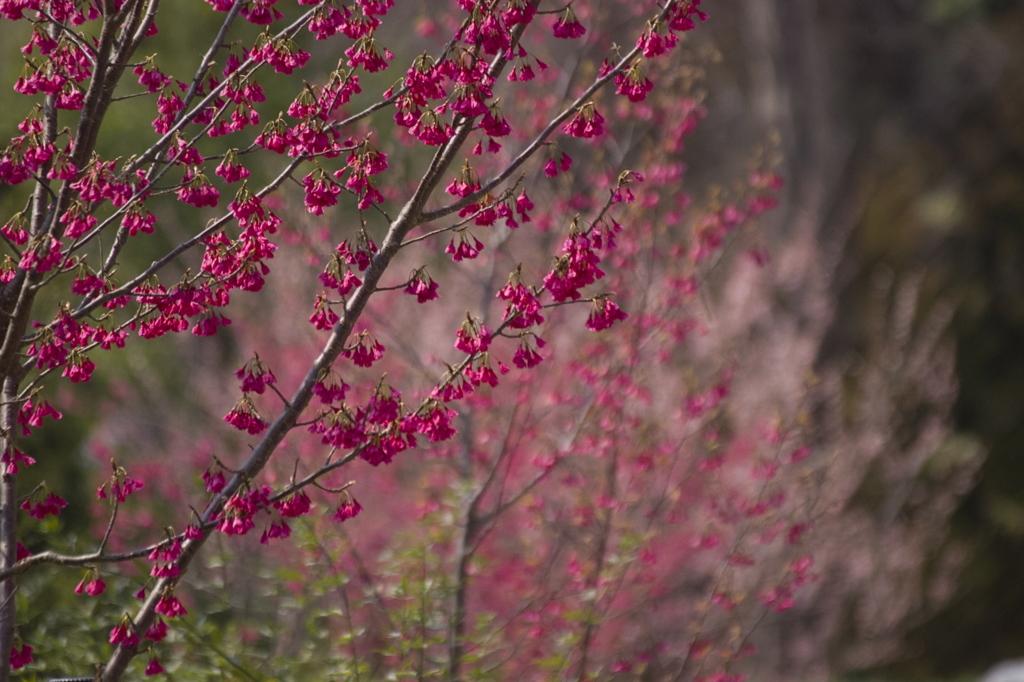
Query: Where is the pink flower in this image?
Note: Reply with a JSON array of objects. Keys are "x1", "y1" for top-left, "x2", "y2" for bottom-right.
[
  {"x1": 202, "y1": 466, "x2": 227, "y2": 493},
  {"x1": 515, "y1": 190, "x2": 534, "y2": 220},
  {"x1": 508, "y1": 56, "x2": 544, "y2": 82},
  {"x1": 445, "y1": 161, "x2": 480, "y2": 198},
  {"x1": 234, "y1": 355, "x2": 276, "y2": 394},
  {"x1": 407, "y1": 401, "x2": 457, "y2": 443},
  {"x1": 301, "y1": 169, "x2": 341, "y2": 215},
  {"x1": 240, "y1": 0, "x2": 283, "y2": 24},
  {"x1": 184, "y1": 524, "x2": 204, "y2": 540},
  {"x1": 122, "y1": 204, "x2": 157, "y2": 236},
  {"x1": 19, "y1": 235, "x2": 67, "y2": 273},
  {"x1": 251, "y1": 35, "x2": 311, "y2": 75},
  {"x1": 1, "y1": 212, "x2": 29, "y2": 245},
  {"x1": 332, "y1": 497, "x2": 363, "y2": 522},
  {"x1": 342, "y1": 332, "x2": 385, "y2": 367},
  {"x1": 215, "y1": 487, "x2": 270, "y2": 536},
  {"x1": 5, "y1": 446, "x2": 36, "y2": 473},
  {"x1": 543, "y1": 151, "x2": 572, "y2": 177},
  {"x1": 166, "y1": 133, "x2": 204, "y2": 166},
  {"x1": 404, "y1": 270, "x2": 439, "y2": 303},
  {"x1": 668, "y1": 0, "x2": 709, "y2": 32},
  {"x1": 276, "y1": 491, "x2": 312, "y2": 518},
  {"x1": 365, "y1": 383, "x2": 402, "y2": 425},
  {"x1": 9, "y1": 642, "x2": 32, "y2": 670},
  {"x1": 464, "y1": 356, "x2": 500, "y2": 387},
  {"x1": 215, "y1": 149, "x2": 250, "y2": 183},
  {"x1": 433, "y1": 372, "x2": 472, "y2": 403},
  {"x1": 543, "y1": 230, "x2": 606, "y2": 302},
  {"x1": 59, "y1": 201, "x2": 97, "y2": 240},
  {"x1": 445, "y1": 232, "x2": 484, "y2": 262},
  {"x1": 552, "y1": 7, "x2": 585, "y2": 38},
  {"x1": 17, "y1": 398, "x2": 62, "y2": 436},
  {"x1": 47, "y1": 150, "x2": 77, "y2": 180},
  {"x1": 110, "y1": 620, "x2": 140, "y2": 647},
  {"x1": 563, "y1": 103, "x2": 605, "y2": 139},
  {"x1": 150, "y1": 537, "x2": 183, "y2": 563},
  {"x1": 513, "y1": 334, "x2": 546, "y2": 369},
  {"x1": 21, "y1": 491, "x2": 67, "y2": 519},
  {"x1": 260, "y1": 519, "x2": 291, "y2": 544},
  {"x1": 145, "y1": 657, "x2": 165, "y2": 676},
  {"x1": 498, "y1": 277, "x2": 545, "y2": 328},
  {"x1": 345, "y1": 36, "x2": 393, "y2": 72},
  {"x1": 585, "y1": 297, "x2": 628, "y2": 331},
  {"x1": 145, "y1": 618, "x2": 169, "y2": 642},
  {"x1": 151, "y1": 562, "x2": 180, "y2": 578},
  {"x1": 313, "y1": 369, "x2": 349, "y2": 404},
  {"x1": 410, "y1": 110, "x2": 453, "y2": 145},
  {"x1": 480, "y1": 106, "x2": 511, "y2": 137},
  {"x1": 614, "y1": 66, "x2": 655, "y2": 102},
  {"x1": 223, "y1": 397, "x2": 267, "y2": 435},
  {"x1": 71, "y1": 270, "x2": 105, "y2": 296},
  {"x1": 333, "y1": 236, "x2": 377, "y2": 272},
  {"x1": 503, "y1": 0, "x2": 537, "y2": 25},
  {"x1": 23, "y1": 26, "x2": 59, "y2": 55},
  {"x1": 96, "y1": 468, "x2": 144, "y2": 502},
  {"x1": 62, "y1": 354, "x2": 96, "y2": 383},
  {"x1": 309, "y1": 294, "x2": 340, "y2": 331},
  {"x1": 310, "y1": 406, "x2": 366, "y2": 449},
  {"x1": 176, "y1": 168, "x2": 220, "y2": 208},
  {"x1": 255, "y1": 118, "x2": 294, "y2": 153},
  {"x1": 454, "y1": 318, "x2": 492, "y2": 354},
  {"x1": 450, "y1": 82, "x2": 490, "y2": 118},
  {"x1": 402, "y1": 57, "x2": 445, "y2": 103},
  {"x1": 155, "y1": 590, "x2": 188, "y2": 618},
  {"x1": 75, "y1": 572, "x2": 106, "y2": 596},
  {"x1": 134, "y1": 58, "x2": 170, "y2": 92},
  {"x1": 637, "y1": 23, "x2": 679, "y2": 57},
  {"x1": 319, "y1": 255, "x2": 362, "y2": 296}
]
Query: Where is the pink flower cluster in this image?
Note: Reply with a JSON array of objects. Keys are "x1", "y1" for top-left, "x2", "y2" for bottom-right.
[
  {"x1": 235, "y1": 355, "x2": 276, "y2": 394},
  {"x1": 17, "y1": 398, "x2": 62, "y2": 436},
  {"x1": 21, "y1": 490, "x2": 67, "y2": 519},
  {"x1": 223, "y1": 397, "x2": 267, "y2": 435},
  {"x1": 216, "y1": 485, "x2": 271, "y2": 536},
  {"x1": 342, "y1": 332, "x2": 386, "y2": 368},
  {"x1": 96, "y1": 466, "x2": 144, "y2": 503},
  {"x1": 75, "y1": 571, "x2": 106, "y2": 596},
  {"x1": 404, "y1": 269, "x2": 440, "y2": 303},
  {"x1": 9, "y1": 642, "x2": 32, "y2": 670},
  {"x1": 543, "y1": 229, "x2": 606, "y2": 302}
]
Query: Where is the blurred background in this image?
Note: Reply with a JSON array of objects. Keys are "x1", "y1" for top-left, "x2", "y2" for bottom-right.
[{"x1": 695, "y1": 0, "x2": 1024, "y2": 678}]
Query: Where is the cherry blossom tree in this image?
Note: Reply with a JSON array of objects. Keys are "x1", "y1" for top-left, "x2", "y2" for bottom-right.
[{"x1": 0, "y1": 0, "x2": 826, "y2": 680}]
